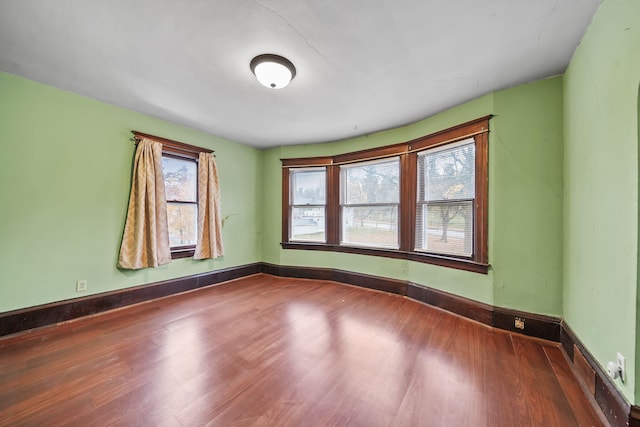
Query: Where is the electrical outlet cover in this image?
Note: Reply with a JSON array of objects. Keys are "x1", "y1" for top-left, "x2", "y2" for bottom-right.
[
  {"x1": 617, "y1": 352, "x2": 626, "y2": 382},
  {"x1": 514, "y1": 317, "x2": 525, "y2": 330},
  {"x1": 76, "y1": 280, "x2": 87, "y2": 292}
]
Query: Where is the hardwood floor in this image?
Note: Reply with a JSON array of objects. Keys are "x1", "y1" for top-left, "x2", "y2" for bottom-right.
[{"x1": 0, "y1": 274, "x2": 606, "y2": 426}]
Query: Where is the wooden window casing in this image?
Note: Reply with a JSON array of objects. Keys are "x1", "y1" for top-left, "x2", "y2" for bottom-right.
[
  {"x1": 288, "y1": 167, "x2": 328, "y2": 243},
  {"x1": 281, "y1": 117, "x2": 490, "y2": 274}
]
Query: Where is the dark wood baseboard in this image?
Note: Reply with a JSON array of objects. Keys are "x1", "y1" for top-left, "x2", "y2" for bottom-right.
[
  {"x1": 261, "y1": 263, "x2": 407, "y2": 295},
  {"x1": 260, "y1": 263, "x2": 338, "y2": 282},
  {"x1": 493, "y1": 306, "x2": 562, "y2": 342},
  {"x1": 561, "y1": 322, "x2": 632, "y2": 427},
  {"x1": 407, "y1": 282, "x2": 493, "y2": 326},
  {"x1": 1, "y1": 262, "x2": 634, "y2": 426},
  {"x1": 406, "y1": 284, "x2": 563, "y2": 340},
  {"x1": 0, "y1": 263, "x2": 261, "y2": 338},
  {"x1": 631, "y1": 406, "x2": 640, "y2": 427},
  {"x1": 0, "y1": 262, "x2": 560, "y2": 343},
  {"x1": 260, "y1": 264, "x2": 561, "y2": 341}
]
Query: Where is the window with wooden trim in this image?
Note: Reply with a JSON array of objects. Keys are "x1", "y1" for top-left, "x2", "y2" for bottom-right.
[
  {"x1": 415, "y1": 139, "x2": 475, "y2": 257},
  {"x1": 132, "y1": 131, "x2": 213, "y2": 259},
  {"x1": 340, "y1": 157, "x2": 400, "y2": 249},
  {"x1": 163, "y1": 155, "x2": 198, "y2": 251},
  {"x1": 289, "y1": 167, "x2": 327, "y2": 242},
  {"x1": 281, "y1": 116, "x2": 490, "y2": 274}
]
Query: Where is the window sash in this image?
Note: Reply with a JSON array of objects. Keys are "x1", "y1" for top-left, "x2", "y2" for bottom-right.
[
  {"x1": 290, "y1": 205, "x2": 326, "y2": 243},
  {"x1": 290, "y1": 167, "x2": 327, "y2": 205},
  {"x1": 288, "y1": 166, "x2": 327, "y2": 243},
  {"x1": 415, "y1": 200, "x2": 474, "y2": 257},
  {"x1": 417, "y1": 140, "x2": 475, "y2": 204},
  {"x1": 166, "y1": 201, "x2": 198, "y2": 247},
  {"x1": 162, "y1": 154, "x2": 199, "y2": 251},
  {"x1": 340, "y1": 157, "x2": 400, "y2": 205},
  {"x1": 163, "y1": 155, "x2": 198, "y2": 204},
  {"x1": 341, "y1": 203, "x2": 399, "y2": 249}
]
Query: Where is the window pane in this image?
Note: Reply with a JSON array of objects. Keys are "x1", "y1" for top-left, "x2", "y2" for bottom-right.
[
  {"x1": 416, "y1": 202, "x2": 473, "y2": 256},
  {"x1": 163, "y1": 157, "x2": 197, "y2": 202},
  {"x1": 342, "y1": 205, "x2": 398, "y2": 248},
  {"x1": 420, "y1": 141, "x2": 475, "y2": 202},
  {"x1": 291, "y1": 168, "x2": 325, "y2": 205},
  {"x1": 342, "y1": 158, "x2": 399, "y2": 204},
  {"x1": 291, "y1": 207, "x2": 325, "y2": 242},
  {"x1": 167, "y1": 203, "x2": 197, "y2": 246}
]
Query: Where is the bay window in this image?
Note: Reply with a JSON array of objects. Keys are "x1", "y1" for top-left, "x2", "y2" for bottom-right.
[{"x1": 281, "y1": 116, "x2": 490, "y2": 273}]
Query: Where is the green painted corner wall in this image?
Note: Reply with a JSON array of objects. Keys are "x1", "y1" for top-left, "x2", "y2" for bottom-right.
[
  {"x1": 0, "y1": 71, "x2": 262, "y2": 312},
  {"x1": 563, "y1": 0, "x2": 640, "y2": 403},
  {"x1": 492, "y1": 77, "x2": 564, "y2": 315},
  {"x1": 261, "y1": 77, "x2": 565, "y2": 314}
]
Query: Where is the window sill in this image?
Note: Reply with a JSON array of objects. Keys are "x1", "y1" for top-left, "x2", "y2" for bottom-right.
[
  {"x1": 171, "y1": 247, "x2": 195, "y2": 259},
  {"x1": 281, "y1": 242, "x2": 489, "y2": 274}
]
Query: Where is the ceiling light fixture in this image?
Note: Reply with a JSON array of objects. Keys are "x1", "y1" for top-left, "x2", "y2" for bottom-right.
[{"x1": 250, "y1": 54, "x2": 296, "y2": 89}]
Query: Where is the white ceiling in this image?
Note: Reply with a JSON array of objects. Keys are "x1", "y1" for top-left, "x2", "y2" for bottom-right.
[{"x1": 0, "y1": 0, "x2": 601, "y2": 148}]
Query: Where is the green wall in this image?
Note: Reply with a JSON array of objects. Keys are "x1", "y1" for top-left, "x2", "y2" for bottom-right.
[
  {"x1": 262, "y1": 77, "x2": 565, "y2": 315},
  {"x1": 0, "y1": 71, "x2": 262, "y2": 312},
  {"x1": 491, "y1": 79, "x2": 565, "y2": 314},
  {"x1": 563, "y1": 0, "x2": 640, "y2": 403}
]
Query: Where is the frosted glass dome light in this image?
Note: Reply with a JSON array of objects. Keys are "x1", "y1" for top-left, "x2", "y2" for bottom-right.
[{"x1": 250, "y1": 54, "x2": 296, "y2": 89}]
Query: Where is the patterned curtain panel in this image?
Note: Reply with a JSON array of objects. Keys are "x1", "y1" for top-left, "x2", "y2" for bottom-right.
[
  {"x1": 194, "y1": 152, "x2": 224, "y2": 259},
  {"x1": 118, "y1": 139, "x2": 171, "y2": 269}
]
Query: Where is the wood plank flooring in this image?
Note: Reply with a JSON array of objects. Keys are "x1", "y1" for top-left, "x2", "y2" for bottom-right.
[{"x1": 0, "y1": 274, "x2": 606, "y2": 426}]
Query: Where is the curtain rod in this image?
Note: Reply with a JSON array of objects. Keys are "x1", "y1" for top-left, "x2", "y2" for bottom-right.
[{"x1": 131, "y1": 131, "x2": 214, "y2": 154}]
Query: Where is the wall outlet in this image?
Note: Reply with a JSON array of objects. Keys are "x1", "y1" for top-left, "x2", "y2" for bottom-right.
[
  {"x1": 76, "y1": 280, "x2": 87, "y2": 292},
  {"x1": 514, "y1": 317, "x2": 525, "y2": 330},
  {"x1": 617, "y1": 352, "x2": 626, "y2": 383}
]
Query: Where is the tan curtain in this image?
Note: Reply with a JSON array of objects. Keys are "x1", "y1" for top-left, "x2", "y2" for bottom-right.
[
  {"x1": 194, "y1": 152, "x2": 224, "y2": 259},
  {"x1": 118, "y1": 139, "x2": 171, "y2": 269}
]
